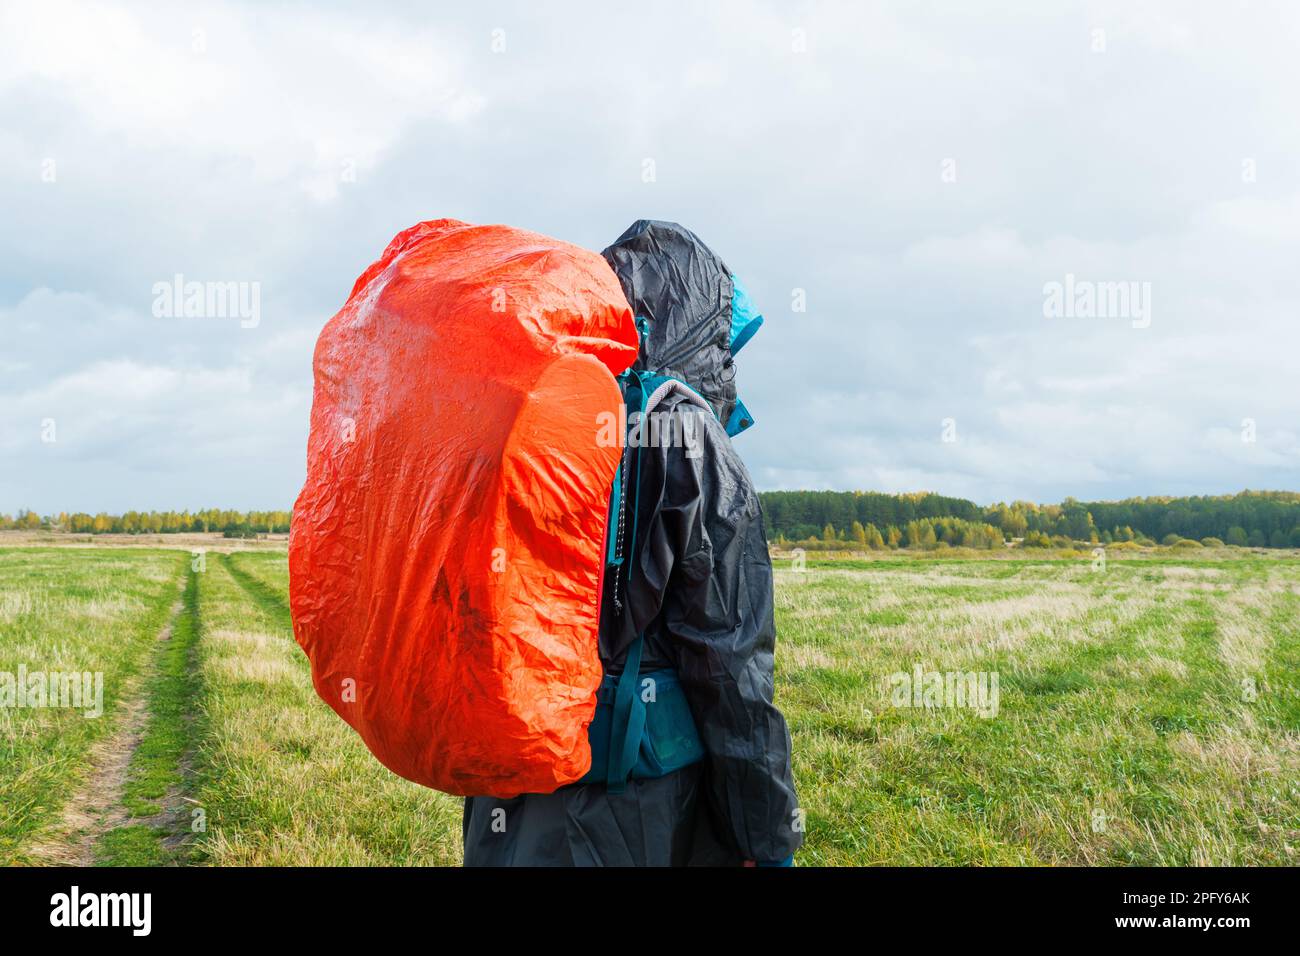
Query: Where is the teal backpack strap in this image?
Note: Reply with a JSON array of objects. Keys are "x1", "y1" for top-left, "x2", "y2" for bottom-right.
[
  {"x1": 604, "y1": 461, "x2": 623, "y2": 569},
  {"x1": 604, "y1": 369, "x2": 640, "y2": 615},
  {"x1": 606, "y1": 630, "x2": 645, "y2": 793},
  {"x1": 605, "y1": 366, "x2": 648, "y2": 793},
  {"x1": 588, "y1": 363, "x2": 710, "y2": 793}
]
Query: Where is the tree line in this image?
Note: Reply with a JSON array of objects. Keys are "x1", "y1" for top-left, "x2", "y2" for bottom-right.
[
  {"x1": 0, "y1": 509, "x2": 291, "y2": 537},
  {"x1": 5, "y1": 490, "x2": 1299, "y2": 549},
  {"x1": 761, "y1": 490, "x2": 1300, "y2": 549}
]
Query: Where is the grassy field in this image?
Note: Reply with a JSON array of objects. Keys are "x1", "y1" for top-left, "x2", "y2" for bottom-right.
[
  {"x1": 780, "y1": 555, "x2": 1299, "y2": 864},
  {"x1": 2, "y1": 539, "x2": 1297, "y2": 865},
  {"x1": 0, "y1": 548, "x2": 186, "y2": 863}
]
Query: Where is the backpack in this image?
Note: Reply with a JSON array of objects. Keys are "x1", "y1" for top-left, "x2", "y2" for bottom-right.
[{"x1": 289, "y1": 219, "x2": 639, "y2": 798}]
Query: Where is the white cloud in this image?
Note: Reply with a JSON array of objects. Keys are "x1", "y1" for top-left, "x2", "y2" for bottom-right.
[
  {"x1": 0, "y1": 0, "x2": 483, "y2": 200},
  {"x1": 1, "y1": 0, "x2": 1298, "y2": 512}
]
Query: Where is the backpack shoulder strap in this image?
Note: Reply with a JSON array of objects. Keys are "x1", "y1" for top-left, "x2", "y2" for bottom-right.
[
  {"x1": 638, "y1": 372, "x2": 713, "y2": 417},
  {"x1": 604, "y1": 367, "x2": 649, "y2": 793},
  {"x1": 604, "y1": 362, "x2": 715, "y2": 792}
]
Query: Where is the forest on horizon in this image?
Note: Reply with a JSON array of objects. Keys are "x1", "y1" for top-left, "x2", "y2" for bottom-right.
[
  {"x1": 760, "y1": 489, "x2": 1300, "y2": 551},
  {"x1": 3, "y1": 490, "x2": 1299, "y2": 550}
]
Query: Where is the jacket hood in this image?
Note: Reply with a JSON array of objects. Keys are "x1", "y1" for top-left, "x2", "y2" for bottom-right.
[{"x1": 601, "y1": 220, "x2": 763, "y2": 436}]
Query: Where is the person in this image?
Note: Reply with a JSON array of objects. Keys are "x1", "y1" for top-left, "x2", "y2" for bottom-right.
[{"x1": 462, "y1": 220, "x2": 801, "y2": 866}]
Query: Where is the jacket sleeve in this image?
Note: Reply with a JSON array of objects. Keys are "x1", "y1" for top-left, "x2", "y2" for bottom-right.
[{"x1": 629, "y1": 403, "x2": 802, "y2": 863}]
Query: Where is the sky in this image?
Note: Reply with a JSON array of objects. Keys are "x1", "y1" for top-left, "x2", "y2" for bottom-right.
[{"x1": 2, "y1": 0, "x2": 1298, "y2": 513}]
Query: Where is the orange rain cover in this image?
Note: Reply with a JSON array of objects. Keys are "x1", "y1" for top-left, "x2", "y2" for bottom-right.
[{"x1": 289, "y1": 219, "x2": 638, "y2": 797}]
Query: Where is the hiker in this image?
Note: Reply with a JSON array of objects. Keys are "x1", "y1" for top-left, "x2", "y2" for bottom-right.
[{"x1": 462, "y1": 220, "x2": 802, "y2": 866}]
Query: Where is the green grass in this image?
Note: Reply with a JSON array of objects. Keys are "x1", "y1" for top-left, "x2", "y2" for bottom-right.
[
  {"x1": 5, "y1": 544, "x2": 1297, "y2": 866},
  {"x1": 121, "y1": 567, "x2": 201, "y2": 816},
  {"x1": 0, "y1": 548, "x2": 187, "y2": 864},
  {"x1": 777, "y1": 556, "x2": 1300, "y2": 865},
  {"x1": 184, "y1": 551, "x2": 463, "y2": 865},
  {"x1": 85, "y1": 566, "x2": 206, "y2": 867},
  {"x1": 95, "y1": 823, "x2": 180, "y2": 867}
]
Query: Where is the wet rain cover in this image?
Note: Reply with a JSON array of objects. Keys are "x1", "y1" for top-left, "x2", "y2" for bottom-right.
[{"x1": 289, "y1": 219, "x2": 638, "y2": 798}]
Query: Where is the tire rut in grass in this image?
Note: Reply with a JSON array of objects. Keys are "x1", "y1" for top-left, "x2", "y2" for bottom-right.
[
  {"x1": 222, "y1": 552, "x2": 293, "y2": 635},
  {"x1": 24, "y1": 684, "x2": 159, "y2": 866},
  {"x1": 93, "y1": 564, "x2": 205, "y2": 865},
  {"x1": 25, "y1": 562, "x2": 196, "y2": 866}
]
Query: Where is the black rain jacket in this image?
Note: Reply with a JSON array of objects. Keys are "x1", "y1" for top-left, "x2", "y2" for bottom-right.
[{"x1": 462, "y1": 221, "x2": 801, "y2": 866}]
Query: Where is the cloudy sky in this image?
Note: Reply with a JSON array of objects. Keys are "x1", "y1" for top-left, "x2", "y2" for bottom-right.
[{"x1": 2, "y1": 0, "x2": 1297, "y2": 513}]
